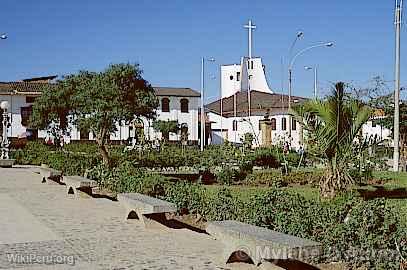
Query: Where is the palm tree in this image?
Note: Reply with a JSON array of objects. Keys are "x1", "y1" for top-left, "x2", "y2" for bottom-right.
[{"x1": 292, "y1": 82, "x2": 372, "y2": 198}]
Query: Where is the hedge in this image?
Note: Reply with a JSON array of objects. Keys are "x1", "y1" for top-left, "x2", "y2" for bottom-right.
[{"x1": 86, "y1": 162, "x2": 406, "y2": 269}]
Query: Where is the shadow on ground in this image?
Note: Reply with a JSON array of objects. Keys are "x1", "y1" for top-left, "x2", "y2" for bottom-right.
[{"x1": 358, "y1": 186, "x2": 407, "y2": 199}]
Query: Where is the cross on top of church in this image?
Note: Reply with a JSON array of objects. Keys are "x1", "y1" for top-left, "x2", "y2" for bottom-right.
[{"x1": 244, "y1": 19, "x2": 256, "y2": 58}]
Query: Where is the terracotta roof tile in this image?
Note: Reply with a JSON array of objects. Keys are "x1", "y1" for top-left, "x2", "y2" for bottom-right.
[
  {"x1": 154, "y1": 87, "x2": 200, "y2": 97},
  {"x1": 0, "y1": 82, "x2": 53, "y2": 94},
  {"x1": 205, "y1": 90, "x2": 307, "y2": 117}
]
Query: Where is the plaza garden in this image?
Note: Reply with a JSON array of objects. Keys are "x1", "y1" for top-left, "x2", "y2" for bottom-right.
[
  {"x1": 7, "y1": 64, "x2": 406, "y2": 269},
  {"x1": 9, "y1": 140, "x2": 406, "y2": 269}
]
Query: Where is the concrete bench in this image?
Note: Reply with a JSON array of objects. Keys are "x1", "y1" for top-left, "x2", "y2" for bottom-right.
[
  {"x1": 206, "y1": 220, "x2": 322, "y2": 266},
  {"x1": 117, "y1": 193, "x2": 177, "y2": 229},
  {"x1": 62, "y1": 176, "x2": 97, "y2": 197},
  {"x1": 39, "y1": 167, "x2": 62, "y2": 184}
]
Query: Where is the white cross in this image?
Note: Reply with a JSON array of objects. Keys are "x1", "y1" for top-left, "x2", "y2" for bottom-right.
[{"x1": 244, "y1": 19, "x2": 256, "y2": 58}]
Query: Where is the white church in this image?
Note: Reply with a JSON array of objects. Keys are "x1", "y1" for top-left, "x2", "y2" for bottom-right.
[
  {"x1": 0, "y1": 19, "x2": 391, "y2": 149},
  {"x1": 205, "y1": 20, "x2": 391, "y2": 149},
  {"x1": 205, "y1": 20, "x2": 305, "y2": 149}
]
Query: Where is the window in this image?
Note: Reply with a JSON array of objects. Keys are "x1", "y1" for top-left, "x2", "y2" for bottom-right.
[
  {"x1": 26, "y1": 129, "x2": 38, "y2": 140},
  {"x1": 281, "y1": 117, "x2": 287, "y2": 131},
  {"x1": 271, "y1": 118, "x2": 276, "y2": 130},
  {"x1": 26, "y1": 96, "x2": 36, "y2": 103},
  {"x1": 180, "y1": 98, "x2": 189, "y2": 113},
  {"x1": 248, "y1": 60, "x2": 254, "y2": 69},
  {"x1": 232, "y1": 120, "x2": 238, "y2": 131},
  {"x1": 80, "y1": 128, "x2": 89, "y2": 140},
  {"x1": 229, "y1": 75, "x2": 234, "y2": 80},
  {"x1": 20, "y1": 106, "x2": 33, "y2": 127},
  {"x1": 372, "y1": 121, "x2": 376, "y2": 128},
  {"x1": 161, "y1": 98, "x2": 170, "y2": 112},
  {"x1": 236, "y1": 72, "x2": 241, "y2": 81},
  {"x1": 292, "y1": 118, "x2": 297, "y2": 131}
]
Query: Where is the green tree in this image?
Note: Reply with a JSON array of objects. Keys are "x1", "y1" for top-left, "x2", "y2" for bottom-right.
[
  {"x1": 370, "y1": 92, "x2": 407, "y2": 167},
  {"x1": 292, "y1": 82, "x2": 372, "y2": 198},
  {"x1": 31, "y1": 63, "x2": 158, "y2": 166},
  {"x1": 152, "y1": 120, "x2": 179, "y2": 142}
]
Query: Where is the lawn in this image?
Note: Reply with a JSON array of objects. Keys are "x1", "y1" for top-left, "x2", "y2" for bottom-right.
[{"x1": 205, "y1": 170, "x2": 407, "y2": 226}]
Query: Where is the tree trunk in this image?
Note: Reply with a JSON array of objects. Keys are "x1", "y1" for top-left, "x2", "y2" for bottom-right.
[
  {"x1": 99, "y1": 144, "x2": 110, "y2": 167},
  {"x1": 95, "y1": 127, "x2": 110, "y2": 167}
]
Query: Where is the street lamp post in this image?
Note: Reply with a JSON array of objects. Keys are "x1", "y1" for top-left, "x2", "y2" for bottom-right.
[
  {"x1": 288, "y1": 42, "x2": 333, "y2": 139},
  {"x1": 393, "y1": 0, "x2": 403, "y2": 172},
  {"x1": 201, "y1": 57, "x2": 215, "y2": 151},
  {"x1": 305, "y1": 66, "x2": 318, "y2": 99},
  {"x1": 1, "y1": 101, "x2": 11, "y2": 160}
]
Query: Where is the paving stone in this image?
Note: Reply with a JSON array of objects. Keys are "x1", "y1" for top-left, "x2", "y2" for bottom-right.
[{"x1": 0, "y1": 167, "x2": 229, "y2": 270}]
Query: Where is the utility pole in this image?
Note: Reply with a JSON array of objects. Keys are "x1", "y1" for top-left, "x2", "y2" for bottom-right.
[
  {"x1": 393, "y1": 0, "x2": 403, "y2": 172},
  {"x1": 200, "y1": 57, "x2": 215, "y2": 151},
  {"x1": 200, "y1": 57, "x2": 205, "y2": 152},
  {"x1": 314, "y1": 66, "x2": 318, "y2": 99}
]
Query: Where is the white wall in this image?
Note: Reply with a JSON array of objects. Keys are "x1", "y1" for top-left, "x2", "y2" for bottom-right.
[
  {"x1": 221, "y1": 57, "x2": 273, "y2": 99},
  {"x1": 0, "y1": 94, "x2": 199, "y2": 143},
  {"x1": 208, "y1": 112, "x2": 302, "y2": 149},
  {"x1": 221, "y1": 64, "x2": 241, "y2": 99},
  {"x1": 362, "y1": 120, "x2": 391, "y2": 142},
  {"x1": 0, "y1": 94, "x2": 40, "y2": 138}
]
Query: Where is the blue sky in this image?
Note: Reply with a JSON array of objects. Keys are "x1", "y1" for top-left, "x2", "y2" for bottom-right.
[{"x1": 0, "y1": 0, "x2": 405, "y2": 102}]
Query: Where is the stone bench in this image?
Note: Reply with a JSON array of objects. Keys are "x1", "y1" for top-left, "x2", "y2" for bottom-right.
[
  {"x1": 39, "y1": 167, "x2": 62, "y2": 184},
  {"x1": 62, "y1": 176, "x2": 97, "y2": 197},
  {"x1": 117, "y1": 193, "x2": 177, "y2": 229},
  {"x1": 206, "y1": 220, "x2": 322, "y2": 266}
]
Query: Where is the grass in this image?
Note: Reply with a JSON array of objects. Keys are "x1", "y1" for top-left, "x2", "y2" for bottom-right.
[
  {"x1": 373, "y1": 171, "x2": 407, "y2": 188},
  {"x1": 205, "y1": 170, "x2": 407, "y2": 226},
  {"x1": 205, "y1": 183, "x2": 320, "y2": 202}
]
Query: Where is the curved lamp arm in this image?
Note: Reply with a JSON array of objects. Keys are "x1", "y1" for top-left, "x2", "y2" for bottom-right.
[{"x1": 289, "y1": 42, "x2": 333, "y2": 70}]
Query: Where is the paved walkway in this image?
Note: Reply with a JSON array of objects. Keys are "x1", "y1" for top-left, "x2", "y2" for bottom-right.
[{"x1": 0, "y1": 167, "x2": 240, "y2": 270}]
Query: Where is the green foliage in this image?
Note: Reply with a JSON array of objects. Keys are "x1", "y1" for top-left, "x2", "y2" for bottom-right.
[
  {"x1": 214, "y1": 167, "x2": 239, "y2": 185},
  {"x1": 31, "y1": 63, "x2": 158, "y2": 166},
  {"x1": 87, "y1": 161, "x2": 169, "y2": 197},
  {"x1": 125, "y1": 144, "x2": 200, "y2": 168},
  {"x1": 162, "y1": 183, "x2": 405, "y2": 269},
  {"x1": 62, "y1": 142, "x2": 99, "y2": 154},
  {"x1": 152, "y1": 120, "x2": 179, "y2": 141},
  {"x1": 246, "y1": 147, "x2": 281, "y2": 168},
  {"x1": 244, "y1": 169, "x2": 322, "y2": 187},
  {"x1": 242, "y1": 132, "x2": 254, "y2": 149},
  {"x1": 12, "y1": 141, "x2": 406, "y2": 268},
  {"x1": 164, "y1": 182, "x2": 205, "y2": 214},
  {"x1": 12, "y1": 141, "x2": 99, "y2": 176},
  {"x1": 292, "y1": 82, "x2": 372, "y2": 197}
]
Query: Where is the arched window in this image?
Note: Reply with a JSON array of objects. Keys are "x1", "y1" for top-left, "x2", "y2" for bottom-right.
[
  {"x1": 292, "y1": 118, "x2": 297, "y2": 131},
  {"x1": 180, "y1": 98, "x2": 189, "y2": 113},
  {"x1": 281, "y1": 117, "x2": 287, "y2": 131},
  {"x1": 271, "y1": 118, "x2": 276, "y2": 130},
  {"x1": 161, "y1": 98, "x2": 170, "y2": 112}
]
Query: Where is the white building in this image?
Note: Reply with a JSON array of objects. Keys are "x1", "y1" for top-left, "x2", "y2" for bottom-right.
[
  {"x1": 0, "y1": 77, "x2": 201, "y2": 144},
  {"x1": 205, "y1": 19, "x2": 306, "y2": 148},
  {"x1": 206, "y1": 89, "x2": 306, "y2": 149},
  {"x1": 205, "y1": 19, "x2": 392, "y2": 149}
]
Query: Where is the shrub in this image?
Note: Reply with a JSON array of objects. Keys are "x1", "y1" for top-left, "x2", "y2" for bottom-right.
[
  {"x1": 12, "y1": 141, "x2": 99, "y2": 176},
  {"x1": 214, "y1": 167, "x2": 239, "y2": 185},
  {"x1": 87, "y1": 161, "x2": 169, "y2": 197},
  {"x1": 244, "y1": 169, "x2": 322, "y2": 187},
  {"x1": 247, "y1": 147, "x2": 281, "y2": 168}
]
